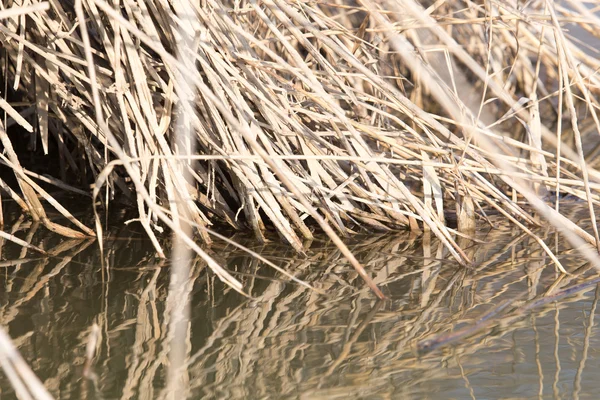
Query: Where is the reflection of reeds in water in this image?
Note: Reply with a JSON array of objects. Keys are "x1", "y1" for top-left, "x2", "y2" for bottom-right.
[{"x1": 1, "y1": 212, "x2": 600, "y2": 398}]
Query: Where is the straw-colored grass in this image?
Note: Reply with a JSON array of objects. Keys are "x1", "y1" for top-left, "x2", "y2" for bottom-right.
[{"x1": 1, "y1": 0, "x2": 600, "y2": 294}]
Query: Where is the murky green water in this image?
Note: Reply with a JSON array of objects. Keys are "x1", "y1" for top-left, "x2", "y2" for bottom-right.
[{"x1": 2, "y1": 207, "x2": 600, "y2": 399}]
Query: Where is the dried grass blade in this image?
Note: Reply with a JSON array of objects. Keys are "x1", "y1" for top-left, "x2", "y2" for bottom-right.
[
  {"x1": 0, "y1": 3, "x2": 49, "y2": 21},
  {"x1": 0, "y1": 326, "x2": 54, "y2": 400},
  {"x1": 0, "y1": 98, "x2": 32, "y2": 133}
]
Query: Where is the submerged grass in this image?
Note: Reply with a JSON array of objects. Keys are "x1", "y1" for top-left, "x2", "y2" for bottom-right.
[{"x1": 1, "y1": 1, "x2": 600, "y2": 293}]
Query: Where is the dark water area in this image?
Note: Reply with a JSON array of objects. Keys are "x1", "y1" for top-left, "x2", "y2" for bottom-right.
[{"x1": 2, "y1": 206, "x2": 600, "y2": 399}]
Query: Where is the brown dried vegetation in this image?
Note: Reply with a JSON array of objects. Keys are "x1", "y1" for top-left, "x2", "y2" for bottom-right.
[{"x1": 1, "y1": 0, "x2": 600, "y2": 292}]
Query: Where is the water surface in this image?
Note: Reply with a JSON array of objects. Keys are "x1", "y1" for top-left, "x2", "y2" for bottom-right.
[{"x1": 1, "y1": 207, "x2": 600, "y2": 399}]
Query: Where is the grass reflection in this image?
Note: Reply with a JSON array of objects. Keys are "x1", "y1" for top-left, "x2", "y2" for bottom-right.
[{"x1": 1, "y1": 211, "x2": 600, "y2": 398}]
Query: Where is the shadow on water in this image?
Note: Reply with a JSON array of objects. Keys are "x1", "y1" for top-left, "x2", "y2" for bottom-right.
[{"x1": 2, "y1": 205, "x2": 600, "y2": 399}]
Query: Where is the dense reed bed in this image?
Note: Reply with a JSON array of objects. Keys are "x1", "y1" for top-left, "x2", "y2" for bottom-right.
[
  {"x1": 2, "y1": 1, "x2": 600, "y2": 290},
  {"x1": 5, "y1": 2, "x2": 600, "y2": 397}
]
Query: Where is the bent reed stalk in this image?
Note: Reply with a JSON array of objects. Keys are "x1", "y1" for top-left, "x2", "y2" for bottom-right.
[{"x1": 1, "y1": 0, "x2": 600, "y2": 292}]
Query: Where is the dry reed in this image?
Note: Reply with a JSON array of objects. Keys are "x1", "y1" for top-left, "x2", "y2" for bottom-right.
[{"x1": 1, "y1": 1, "x2": 600, "y2": 293}]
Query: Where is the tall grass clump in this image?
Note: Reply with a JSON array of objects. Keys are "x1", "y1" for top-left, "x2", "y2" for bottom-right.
[{"x1": 1, "y1": 0, "x2": 600, "y2": 292}]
